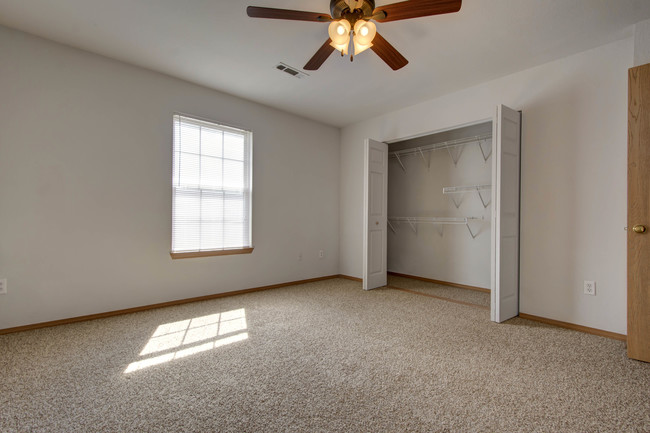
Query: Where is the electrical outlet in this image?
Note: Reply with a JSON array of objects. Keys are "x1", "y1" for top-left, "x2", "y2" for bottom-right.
[
  {"x1": 318, "y1": 250, "x2": 324, "y2": 259},
  {"x1": 0, "y1": 279, "x2": 7, "y2": 295},
  {"x1": 584, "y1": 280, "x2": 596, "y2": 296}
]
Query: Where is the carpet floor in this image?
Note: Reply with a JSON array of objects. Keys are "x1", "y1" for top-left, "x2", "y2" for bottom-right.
[{"x1": 1, "y1": 278, "x2": 648, "y2": 432}]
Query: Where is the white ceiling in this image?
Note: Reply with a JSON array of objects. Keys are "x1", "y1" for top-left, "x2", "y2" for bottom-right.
[{"x1": 1, "y1": 0, "x2": 649, "y2": 127}]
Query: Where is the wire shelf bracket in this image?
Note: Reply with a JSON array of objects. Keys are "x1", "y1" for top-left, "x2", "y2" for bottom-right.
[
  {"x1": 443, "y1": 184, "x2": 492, "y2": 208},
  {"x1": 447, "y1": 145, "x2": 465, "y2": 166},
  {"x1": 394, "y1": 153, "x2": 406, "y2": 172},
  {"x1": 407, "y1": 217, "x2": 417, "y2": 234},
  {"x1": 478, "y1": 138, "x2": 492, "y2": 161},
  {"x1": 418, "y1": 147, "x2": 431, "y2": 170}
]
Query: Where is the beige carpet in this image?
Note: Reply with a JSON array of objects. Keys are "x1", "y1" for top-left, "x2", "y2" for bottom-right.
[{"x1": 1, "y1": 278, "x2": 648, "y2": 432}]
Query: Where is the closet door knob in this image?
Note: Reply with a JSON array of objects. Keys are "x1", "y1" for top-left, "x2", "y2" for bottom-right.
[{"x1": 633, "y1": 225, "x2": 647, "y2": 233}]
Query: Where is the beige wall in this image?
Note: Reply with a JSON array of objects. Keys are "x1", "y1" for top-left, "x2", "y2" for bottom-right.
[
  {"x1": 340, "y1": 38, "x2": 633, "y2": 334},
  {"x1": 0, "y1": 26, "x2": 340, "y2": 329},
  {"x1": 634, "y1": 19, "x2": 650, "y2": 66}
]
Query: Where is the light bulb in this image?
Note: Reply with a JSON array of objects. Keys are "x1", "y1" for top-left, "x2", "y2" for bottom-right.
[
  {"x1": 337, "y1": 25, "x2": 345, "y2": 35},
  {"x1": 353, "y1": 20, "x2": 376, "y2": 46}
]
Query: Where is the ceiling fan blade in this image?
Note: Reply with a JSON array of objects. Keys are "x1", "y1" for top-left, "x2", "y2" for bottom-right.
[
  {"x1": 247, "y1": 6, "x2": 331, "y2": 22},
  {"x1": 304, "y1": 39, "x2": 336, "y2": 70},
  {"x1": 373, "y1": 0, "x2": 461, "y2": 22},
  {"x1": 371, "y1": 32, "x2": 408, "y2": 70}
]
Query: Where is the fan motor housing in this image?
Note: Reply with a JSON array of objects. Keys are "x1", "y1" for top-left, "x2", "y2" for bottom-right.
[{"x1": 330, "y1": 0, "x2": 375, "y2": 19}]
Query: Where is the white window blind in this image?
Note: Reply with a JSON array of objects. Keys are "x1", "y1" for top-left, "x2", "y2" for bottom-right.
[{"x1": 172, "y1": 115, "x2": 252, "y2": 253}]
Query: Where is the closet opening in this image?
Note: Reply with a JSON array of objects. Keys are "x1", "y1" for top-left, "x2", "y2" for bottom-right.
[
  {"x1": 387, "y1": 121, "x2": 492, "y2": 308},
  {"x1": 362, "y1": 105, "x2": 522, "y2": 322},
  {"x1": 386, "y1": 122, "x2": 493, "y2": 310}
]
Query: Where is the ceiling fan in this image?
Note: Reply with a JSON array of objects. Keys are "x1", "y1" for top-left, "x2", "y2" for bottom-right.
[{"x1": 246, "y1": 0, "x2": 462, "y2": 71}]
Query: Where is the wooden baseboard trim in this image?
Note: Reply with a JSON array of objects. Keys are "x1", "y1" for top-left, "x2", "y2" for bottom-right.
[
  {"x1": 0, "y1": 275, "x2": 341, "y2": 335},
  {"x1": 518, "y1": 313, "x2": 627, "y2": 341},
  {"x1": 337, "y1": 274, "x2": 362, "y2": 282},
  {"x1": 388, "y1": 285, "x2": 490, "y2": 310},
  {"x1": 388, "y1": 272, "x2": 490, "y2": 293}
]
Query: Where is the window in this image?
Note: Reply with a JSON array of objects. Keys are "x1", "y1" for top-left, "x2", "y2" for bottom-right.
[{"x1": 171, "y1": 114, "x2": 253, "y2": 258}]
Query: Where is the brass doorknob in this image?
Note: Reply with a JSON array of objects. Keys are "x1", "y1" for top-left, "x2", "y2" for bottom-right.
[{"x1": 633, "y1": 225, "x2": 647, "y2": 233}]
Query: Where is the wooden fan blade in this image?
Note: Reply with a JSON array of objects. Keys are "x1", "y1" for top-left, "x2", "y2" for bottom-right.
[
  {"x1": 304, "y1": 39, "x2": 336, "y2": 70},
  {"x1": 247, "y1": 6, "x2": 331, "y2": 22},
  {"x1": 373, "y1": 0, "x2": 461, "y2": 22},
  {"x1": 371, "y1": 32, "x2": 408, "y2": 70}
]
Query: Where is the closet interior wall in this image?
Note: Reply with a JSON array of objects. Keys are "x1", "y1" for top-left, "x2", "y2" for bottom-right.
[{"x1": 387, "y1": 122, "x2": 493, "y2": 290}]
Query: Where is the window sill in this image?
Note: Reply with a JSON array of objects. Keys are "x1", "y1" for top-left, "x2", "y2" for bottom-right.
[{"x1": 170, "y1": 247, "x2": 254, "y2": 259}]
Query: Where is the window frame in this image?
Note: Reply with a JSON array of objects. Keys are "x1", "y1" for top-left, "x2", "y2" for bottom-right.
[{"x1": 170, "y1": 113, "x2": 253, "y2": 259}]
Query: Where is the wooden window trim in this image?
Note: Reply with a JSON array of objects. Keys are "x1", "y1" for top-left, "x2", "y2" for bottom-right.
[{"x1": 170, "y1": 247, "x2": 254, "y2": 259}]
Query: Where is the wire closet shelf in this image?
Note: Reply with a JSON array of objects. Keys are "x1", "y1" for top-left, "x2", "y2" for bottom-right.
[
  {"x1": 389, "y1": 133, "x2": 492, "y2": 169},
  {"x1": 443, "y1": 184, "x2": 492, "y2": 208},
  {"x1": 387, "y1": 216, "x2": 486, "y2": 239}
]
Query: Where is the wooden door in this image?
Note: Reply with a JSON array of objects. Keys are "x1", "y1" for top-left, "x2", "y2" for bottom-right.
[
  {"x1": 628, "y1": 63, "x2": 650, "y2": 362},
  {"x1": 491, "y1": 105, "x2": 522, "y2": 323},
  {"x1": 363, "y1": 139, "x2": 388, "y2": 290}
]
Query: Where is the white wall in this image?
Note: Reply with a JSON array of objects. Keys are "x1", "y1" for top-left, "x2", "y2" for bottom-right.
[
  {"x1": 0, "y1": 25, "x2": 340, "y2": 330},
  {"x1": 340, "y1": 38, "x2": 633, "y2": 334},
  {"x1": 387, "y1": 132, "x2": 492, "y2": 288}
]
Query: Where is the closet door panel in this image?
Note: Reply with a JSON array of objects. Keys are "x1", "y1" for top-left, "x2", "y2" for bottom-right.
[
  {"x1": 491, "y1": 105, "x2": 522, "y2": 323},
  {"x1": 364, "y1": 139, "x2": 388, "y2": 290}
]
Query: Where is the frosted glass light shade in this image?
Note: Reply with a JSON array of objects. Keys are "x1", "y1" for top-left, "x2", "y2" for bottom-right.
[
  {"x1": 353, "y1": 38, "x2": 373, "y2": 55},
  {"x1": 330, "y1": 40, "x2": 349, "y2": 55},
  {"x1": 328, "y1": 20, "x2": 351, "y2": 47},
  {"x1": 353, "y1": 20, "x2": 376, "y2": 45}
]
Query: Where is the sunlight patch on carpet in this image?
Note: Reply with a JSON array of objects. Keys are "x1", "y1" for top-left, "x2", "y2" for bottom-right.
[{"x1": 124, "y1": 309, "x2": 248, "y2": 373}]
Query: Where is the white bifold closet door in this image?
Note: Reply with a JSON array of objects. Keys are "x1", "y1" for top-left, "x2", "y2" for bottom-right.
[
  {"x1": 363, "y1": 139, "x2": 388, "y2": 291},
  {"x1": 491, "y1": 104, "x2": 522, "y2": 323}
]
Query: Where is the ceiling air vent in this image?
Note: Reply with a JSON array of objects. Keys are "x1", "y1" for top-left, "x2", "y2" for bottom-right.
[{"x1": 275, "y1": 63, "x2": 309, "y2": 79}]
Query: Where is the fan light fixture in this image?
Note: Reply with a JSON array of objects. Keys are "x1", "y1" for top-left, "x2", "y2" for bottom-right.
[
  {"x1": 246, "y1": 0, "x2": 463, "y2": 71},
  {"x1": 328, "y1": 19, "x2": 376, "y2": 59}
]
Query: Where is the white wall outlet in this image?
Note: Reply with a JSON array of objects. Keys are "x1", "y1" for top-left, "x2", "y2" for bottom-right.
[
  {"x1": 584, "y1": 280, "x2": 596, "y2": 296},
  {"x1": 318, "y1": 250, "x2": 324, "y2": 259},
  {"x1": 0, "y1": 279, "x2": 7, "y2": 295}
]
